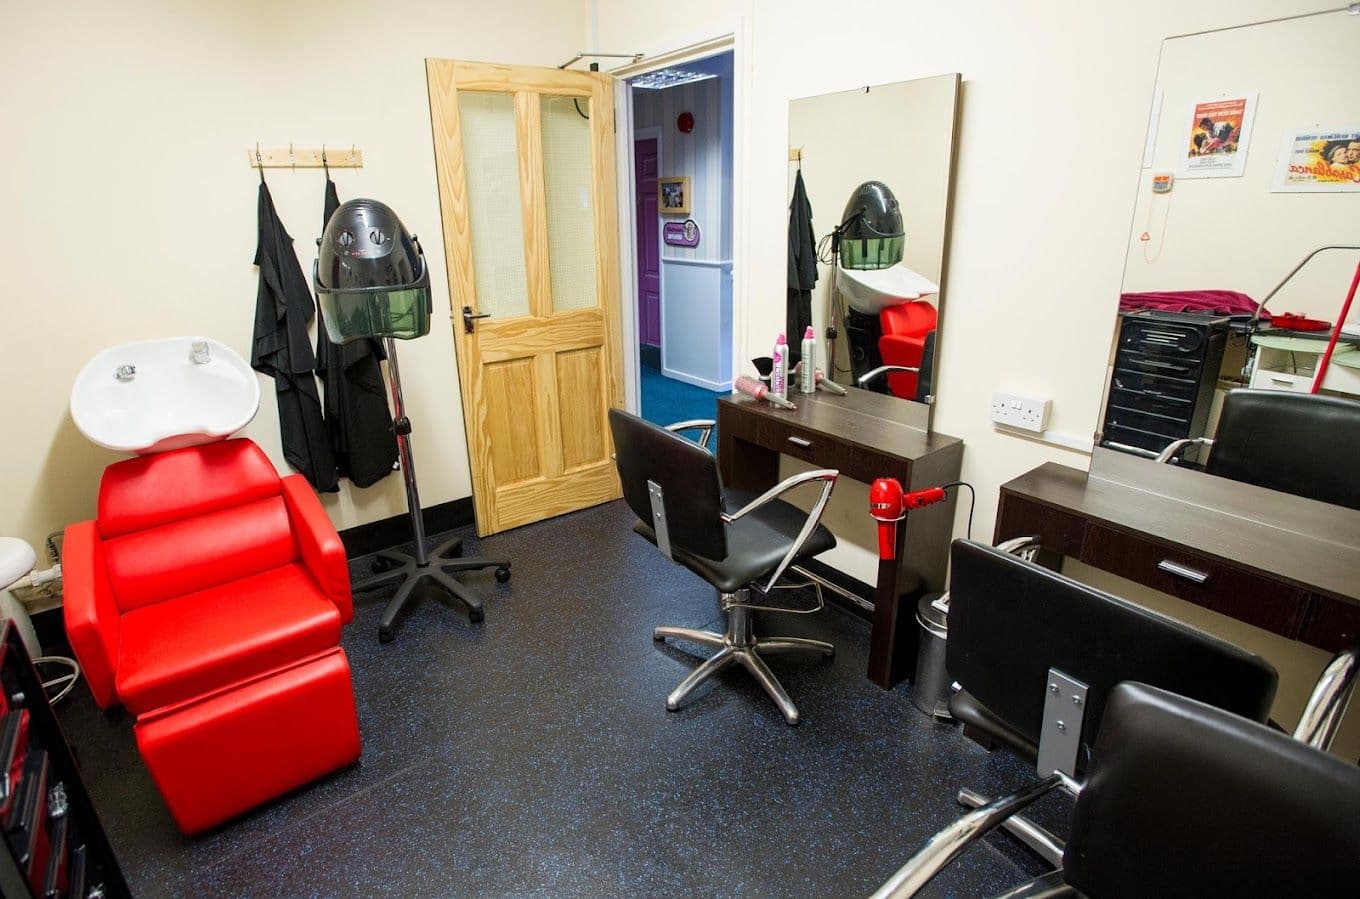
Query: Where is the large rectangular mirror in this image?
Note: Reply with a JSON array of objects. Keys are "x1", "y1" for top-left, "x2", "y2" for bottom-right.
[
  {"x1": 1094, "y1": 7, "x2": 1360, "y2": 508},
  {"x1": 787, "y1": 74, "x2": 961, "y2": 419}
]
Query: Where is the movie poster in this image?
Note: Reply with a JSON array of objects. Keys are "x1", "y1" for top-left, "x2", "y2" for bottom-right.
[
  {"x1": 1272, "y1": 127, "x2": 1360, "y2": 193},
  {"x1": 1178, "y1": 94, "x2": 1257, "y2": 179}
]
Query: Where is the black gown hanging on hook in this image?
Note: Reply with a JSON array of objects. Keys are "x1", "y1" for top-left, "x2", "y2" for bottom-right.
[
  {"x1": 787, "y1": 169, "x2": 818, "y2": 350},
  {"x1": 251, "y1": 179, "x2": 339, "y2": 492},
  {"x1": 315, "y1": 178, "x2": 398, "y2": 487}
]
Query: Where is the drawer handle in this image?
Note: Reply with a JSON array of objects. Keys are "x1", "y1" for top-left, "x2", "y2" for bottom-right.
[
  {"x1": 787, "y1": 436, "x2": 812, "y2": 448},
  {"x1": 1157, "y1": 559, "x2": 1210, "y2": 584},
  {"x1": 1269, "y1": 376, "x2": 1293, "y2": 384}
]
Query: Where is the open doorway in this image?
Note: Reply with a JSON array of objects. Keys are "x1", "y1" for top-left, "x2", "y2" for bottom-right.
[{"x1": 626, "y1": 51, "x2": 735, "y2": 428}]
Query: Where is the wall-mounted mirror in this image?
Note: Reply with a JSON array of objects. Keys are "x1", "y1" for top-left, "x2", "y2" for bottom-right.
[
  {"x1": 1094, "y1": 8, "x2": 1360, "y2": 504},
  {"x1": 786, "y1": 74, "x2": 961, "y2": 418}
]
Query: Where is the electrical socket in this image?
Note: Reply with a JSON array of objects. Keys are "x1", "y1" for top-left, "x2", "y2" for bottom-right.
[{"x1": 990, "y1": 392, "x2": 1051, "y2": 433}]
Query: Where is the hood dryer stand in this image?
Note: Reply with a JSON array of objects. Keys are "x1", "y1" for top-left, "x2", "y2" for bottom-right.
[{"x1": 352, "y1": 338, "x2": 510, "y2": 643}]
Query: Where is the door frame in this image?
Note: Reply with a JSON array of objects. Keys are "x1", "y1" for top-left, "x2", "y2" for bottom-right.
[
  {"x1": 612, "y1": 24, "x2": 748, "y2": 416},
  {"x1": 631, "y1": 125, "x2": 664, "y2": 370}
]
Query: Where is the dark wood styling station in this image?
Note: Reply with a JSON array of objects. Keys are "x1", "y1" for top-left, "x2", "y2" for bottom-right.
[
  {"x1": 995, "y1": 455, "x2": 1360, "y2": 653},
  {"x1": 718, "y1": 388, "x2": 964, "y2": 688}
]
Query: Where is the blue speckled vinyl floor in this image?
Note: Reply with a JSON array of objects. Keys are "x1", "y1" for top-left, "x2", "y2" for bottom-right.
[{"x1": 55, "y1": 500, "x2": 1068, "y2": 897}]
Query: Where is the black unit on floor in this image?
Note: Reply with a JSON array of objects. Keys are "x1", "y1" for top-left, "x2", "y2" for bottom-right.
[{"x1": 1100, "y1": 310, "x2": 1229, "y2": 461}]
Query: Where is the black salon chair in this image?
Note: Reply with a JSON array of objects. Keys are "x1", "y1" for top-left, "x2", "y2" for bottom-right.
[
  {"x1": 855, "y1": 330, "x2": 937, "y2": 404},
  {"x1": 873, "y1": 681, "x2": 1360, "y2": 898},
  {"x1": 1157, "y1": 388, "x2": 1360, "y2": 510},
  {"x1": 941, "y1": 539, "x2": 1278, "y2": 865},
  {"x1": 608, "y1": 408, "x2": 838, "y2": 725}
]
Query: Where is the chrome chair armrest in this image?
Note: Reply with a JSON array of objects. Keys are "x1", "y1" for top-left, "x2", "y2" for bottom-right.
[
  {"x1": 665, "y1": 419, "x2": 717, "y2": 450},
  {"x1": 1155, "y1": 437, "x2": 1213, "y2": 464},
  {"x1": 722, "y1": 469, "x2": 839, "y2": 593},
  {"x1": 995, "y1": 536, "x2": 1042, "y2": 557},
  {"x1": 868, "y1": 775, "x2": 1065, "y2": 899},
  {"x1": 857, "y1": 365, "x2": 919, "y2": 388},
  {"x1": 1293, "y1": 645, "x2": 1359, "y2": 751}
]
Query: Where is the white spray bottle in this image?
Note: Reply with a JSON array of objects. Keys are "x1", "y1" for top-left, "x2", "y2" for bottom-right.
[
  {"x1": 771, "y1": 332, "x2": 789, "y2": 401},
  {"x1": 799, "y1": 326, "x2": 816, "y2": 394}
]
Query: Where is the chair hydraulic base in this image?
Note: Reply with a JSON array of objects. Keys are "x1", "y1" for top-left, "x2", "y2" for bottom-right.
[
  {"x1": 653, "y1": 589, "x2": 833, "y2": 725},
  {"x1": 354, "y1": 534, "x2": 510, "y2": 643}
]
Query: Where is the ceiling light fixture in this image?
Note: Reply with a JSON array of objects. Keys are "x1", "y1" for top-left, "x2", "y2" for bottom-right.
[{"x1": 631, "y1": 68, "x2": 718, "y2": 90}]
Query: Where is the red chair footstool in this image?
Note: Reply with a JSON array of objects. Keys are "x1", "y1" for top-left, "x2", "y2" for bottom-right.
[{"x1": 63, "y1": 439, "x2": 362, "y2": 833}]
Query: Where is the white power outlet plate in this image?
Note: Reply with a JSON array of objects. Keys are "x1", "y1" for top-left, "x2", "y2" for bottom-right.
[{"x1": 990, "y1": 392, "x2": 1051, "y2": 433}]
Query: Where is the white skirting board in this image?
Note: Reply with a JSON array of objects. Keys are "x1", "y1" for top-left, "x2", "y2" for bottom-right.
[{"x1": 661, "y1": 366, "x2": 733, "y2": 392}]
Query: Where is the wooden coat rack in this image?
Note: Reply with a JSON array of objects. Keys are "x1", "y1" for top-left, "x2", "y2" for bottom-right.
[{"x1": 248, "y1": 145, "x2": 363, "y2": 169}]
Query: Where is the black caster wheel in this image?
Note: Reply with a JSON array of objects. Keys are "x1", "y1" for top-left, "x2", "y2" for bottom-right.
[
  {"x1": 469, "y1": 607, "x2": 485, "y2": 624},
  {"x1": 495, "y1": 566, "x2": 511, "y2": 583},
  {"x1": 371, "y1": 555, "x2": 402, "y2": 574},
  {"x1": 378, "y1": 627, "x2": 394, "y2": 644}
]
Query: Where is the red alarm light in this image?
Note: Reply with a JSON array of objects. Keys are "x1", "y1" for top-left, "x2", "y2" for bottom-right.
[{"x1": 677, "y1": 111, "x2": 695, "y2": 133}]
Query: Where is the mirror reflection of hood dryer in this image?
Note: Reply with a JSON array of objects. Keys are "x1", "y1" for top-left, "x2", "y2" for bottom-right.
[{"x1": 833, "y1": 181, "x2": 939, "y2": 402}]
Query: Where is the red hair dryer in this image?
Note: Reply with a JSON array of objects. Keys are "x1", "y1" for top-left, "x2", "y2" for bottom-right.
[{"x1": 869, "y1": 479, "x2": 948, "y2": 561}]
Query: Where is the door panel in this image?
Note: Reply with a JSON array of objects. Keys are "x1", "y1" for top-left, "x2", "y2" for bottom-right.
[
  {"x1": 427, "y1": 59, "x2": 623, "y2": 535},
  {"x1": 634, "y1": 138, "x2": 661, "y2": 347}
]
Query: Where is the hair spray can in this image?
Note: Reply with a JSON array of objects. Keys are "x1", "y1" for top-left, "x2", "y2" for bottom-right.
[{"x1": 771, "y1": 333, "x2": 788, "y2": 401}]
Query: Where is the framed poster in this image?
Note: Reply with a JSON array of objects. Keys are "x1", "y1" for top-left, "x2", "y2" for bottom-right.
[
  {"x1": 658, "y1": 176, "x2": 691, "y2": 215},
  {"x1": 1177, "y1": 93, "x2": 1257, "y2": 179},
  {"x1": 1272, "y1": 127, "x2": 1360, "y2": 193}
]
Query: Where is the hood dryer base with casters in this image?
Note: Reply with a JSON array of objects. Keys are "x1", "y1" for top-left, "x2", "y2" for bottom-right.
[
  {"x1": 349, "y1": 337, "x2": 510, "y2": 643},
  {"x1": 315, "y1": 198, "x2": 510, "y2": 643}
]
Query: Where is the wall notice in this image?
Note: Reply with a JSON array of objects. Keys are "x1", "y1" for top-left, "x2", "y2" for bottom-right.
[
  {"x1": 1178, "y1": 94, "x2": 1256, "y2": 179},
  {"x1": 1272, "y1": 127, "x2": 1360, "y2": 193}
]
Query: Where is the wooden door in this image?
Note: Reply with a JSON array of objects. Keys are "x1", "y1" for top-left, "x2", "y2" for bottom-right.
[
  {"x1": 426, "y1": 60, "x2": 623, "y2": 535},
  {"x1": 634, "y1": 138, "x2": 661, "y2": 348}
]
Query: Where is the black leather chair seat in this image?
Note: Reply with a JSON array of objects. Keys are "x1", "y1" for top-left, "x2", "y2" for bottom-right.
[{"x1": 634, "y1": 488, "x2": 835, "y2": 593}]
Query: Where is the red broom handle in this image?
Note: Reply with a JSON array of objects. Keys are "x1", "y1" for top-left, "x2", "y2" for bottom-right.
[{"x1": 1311, "y1": 259, "x2": 1360, "y2": 394}]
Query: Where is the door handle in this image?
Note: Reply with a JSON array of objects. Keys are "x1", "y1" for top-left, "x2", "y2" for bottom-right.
[
  {"x1": 1157, "y1": 559, "x2": 1210, "y2": 584},
  {"x1": 462, "y1": 305, "x2": 492, "y2": 333}
]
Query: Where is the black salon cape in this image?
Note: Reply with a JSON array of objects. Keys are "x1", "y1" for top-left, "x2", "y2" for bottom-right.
[
  {"x1": 251, "y1": 181, "x2": 339, "y2": 492},
  {"x1": 787, "y1": 170, "x2": 818, "y2": 348},
  {"x1": 314, "y1": 179, "x2": 398, "y2": 487}
]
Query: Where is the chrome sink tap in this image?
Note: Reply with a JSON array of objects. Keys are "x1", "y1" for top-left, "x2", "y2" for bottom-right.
[
  {"x1": 114, "y1": 364, "x2": 136, "y2": 381},
  {"x1": 191, "y1": 340, "x2": 211, "y2": 364}
]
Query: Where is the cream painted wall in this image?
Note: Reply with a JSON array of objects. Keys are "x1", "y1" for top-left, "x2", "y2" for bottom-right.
[
  {"x1": 1121, "y1": 12, "x2": 1360, "y2": 320},
  {"x1": 591, "y1": 0, "x2": 1345, "y2": 565},
  {"x1": 590, "y1": 1, "x2": 1355, "y2": 745},
  {"x1": 788, "y1": 74, "x2": 958, "y2": 382},
  {"x1": 0, "y1": 0, "x2": 580, "y2": 554}
]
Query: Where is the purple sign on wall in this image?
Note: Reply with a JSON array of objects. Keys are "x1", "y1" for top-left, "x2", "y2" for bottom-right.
[{"x1": 662, "y1": 218, "x2": 701, "y2": 248}]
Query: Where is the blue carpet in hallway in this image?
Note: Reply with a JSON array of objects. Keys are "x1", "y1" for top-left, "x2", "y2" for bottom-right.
[{"x1": 640, "y1": 364, "x2": 726, "y2": 430}]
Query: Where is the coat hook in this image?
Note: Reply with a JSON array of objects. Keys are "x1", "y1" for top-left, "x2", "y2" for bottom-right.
[
  {"x1": 321, "y1": 143, "x2": 329, "y2": 177},
  {"x1": 255, "y1": 141, "x2": 265, "y2": 183},
  {"x1": 289, "y1": 142, "x2": 295, "y2": 170}
]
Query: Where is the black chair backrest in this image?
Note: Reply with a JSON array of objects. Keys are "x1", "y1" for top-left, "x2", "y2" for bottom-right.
[
  {"x1": 914, "y1": 330, "x2": 936, "y2": 404},
  {"x1": 1065, "y1": 682, "x2": 1360, "y2": 898},
  {"x1": 1208, "y1": 389, "x2": 1360, "y2": 510},
  {"x1": 946, "y1": 540, "x2": 1277, "y2": 763},
  {"x1": 608, "y1": 409, "x2": 727, "y2": 561}
]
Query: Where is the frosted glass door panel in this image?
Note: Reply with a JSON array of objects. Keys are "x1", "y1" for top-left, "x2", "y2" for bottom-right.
[
  {"x1": 458, "y1": 90, "x2": 530, "y2": 319},
  {"x1": 540, "y1": 95, "x2": 599, "y2": 313}
]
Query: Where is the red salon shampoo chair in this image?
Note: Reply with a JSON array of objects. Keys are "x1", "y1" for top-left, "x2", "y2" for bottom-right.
[
  {"x1": 877, "y1": 301, "x2": 937, "y2": 401},
  {"x1": 62, "y1": 438, "x2": 361, "y2": 833}
]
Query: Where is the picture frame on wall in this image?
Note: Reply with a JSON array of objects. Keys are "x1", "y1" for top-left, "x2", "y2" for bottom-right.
[{"x1": 658, "y1": 176, "x2": 691, "y2": 215}]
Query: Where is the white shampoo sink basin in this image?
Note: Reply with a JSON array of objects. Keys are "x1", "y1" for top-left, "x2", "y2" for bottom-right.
[
  {"x1": 71, "y1": 337, "x2": 260, "y2": 455},
  {"x1": 837, "y1": 263, "x2": 939, "y2": 315}
]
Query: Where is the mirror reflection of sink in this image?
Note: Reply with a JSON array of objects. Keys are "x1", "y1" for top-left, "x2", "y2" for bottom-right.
[
  {"x1": 70, "y1": 337, "x2": 260, "y2": 455},
  {"x1": 837, "y1": 263, "x2": 939, "y2": 315}
]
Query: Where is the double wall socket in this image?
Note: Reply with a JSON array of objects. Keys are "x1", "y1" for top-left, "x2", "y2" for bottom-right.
[{"x1": 990, "y1": 392, "x2": 1051, "y2": 433}]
